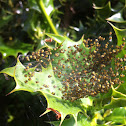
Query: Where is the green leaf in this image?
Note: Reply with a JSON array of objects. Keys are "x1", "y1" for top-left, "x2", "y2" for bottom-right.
[
  {"x1": 93, "y1": 2, "x2": 111, "y2": 20},
  {"x1": 0, "y1": 66, "x2": 15, "y2": 77},
  {"x1": 108, "y1": 22, "x2": 126, "y2": 57},
  {"x1": 93, "y1": 0, "x2": 108, "y2": 7},
  {"x1": 5, "y1": 57, "x2": 62, "y2": 95},
  {"x1": 108, "y1": 22, "x2": 126, "y2": 45},
  {"x1": 107, "y1": 6, "x2": 126, "y2": 23},
  {"x1": 104, "y1": 97, "x2": 126, "y2": 109},
  {"x1": 50, "y1": 113, "x2": 91, "y2": 126},
  {"x1": 45, "y1": 33, "x2": 66, "y2": 44},
  {"x1": 0, "y1": 35, "x2": 93, "y2": 125},
  {"x1": 111, "y1": 86, "x2": 126, "y2": 98},
  {"x1": 28, "y1": 0, "x2": 41, "y2": 12},
  {"x1": 41, "y1": 93, "x2": 91, "y2": 126},
  {"x1": 0, "y1": 37, "x2": 33, "y2": 58},
  {"x1": 1, "y1": 31, "x2": 126, "y2": 125},
  {"x1": 102, "y1": 86, "x2": 126, "y2": 109},
  {"x1": 104, "y1": 107, "x2": 126, "y2": 124},
  {"x1": 108, "y1": 22, "x2": 126, "y2": 96}
]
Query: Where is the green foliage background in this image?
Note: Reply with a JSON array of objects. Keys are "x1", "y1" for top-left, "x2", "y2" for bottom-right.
[{"x1": 0, "y1": 0, "x2": 126, "y2": 126}]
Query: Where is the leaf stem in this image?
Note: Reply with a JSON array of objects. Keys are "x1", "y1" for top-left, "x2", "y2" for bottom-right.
[{"x1": 36, "y1": 0, "x2": 59, "y2": 35}]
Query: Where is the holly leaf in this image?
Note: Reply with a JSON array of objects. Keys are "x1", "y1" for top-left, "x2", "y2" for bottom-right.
[
  {"x1": 41, "y1": 93, "x2": 91, "y2": 126},
  {"x1": 50, "y1": 113, "x2": 91, "y2": 126},
  {"x1": 0, "y1": 66, "x2": 15, "y2": 77},
  {"x1": 104, "y1": 107, "x2": 126, "y2": 124},
  {"x1": 1, "y1": 32, "x2": 126, "y2": 125},
  {"x1": 107, "y1": 6, "x2": 126, "y2": 23},
  {"x1": 0, "y1": 37, "x2": 33, "y2": 58},
  {"x1": 108, "y1": 21, "x2": 126, "y2": 57},
  {"x1": 104, "y1": 97, "x2": 126, "y2": 109},
  {"x1": 108, "y1": 22, "x2": 126, "y2": 45},
  {"x1": 0, "y1": 35, "x2": 93, "y2": 125},
  {"x1": 108, "y1": 22, "x2": 126, "y2": 96},
  {"x1": 93, "y1": 2, "x2": 111, "y2": 20}
]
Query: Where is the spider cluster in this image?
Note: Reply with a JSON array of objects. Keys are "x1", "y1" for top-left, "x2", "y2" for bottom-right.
[{"x1": 22, "y1": 35, "x2": 126, "y2": 101}]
